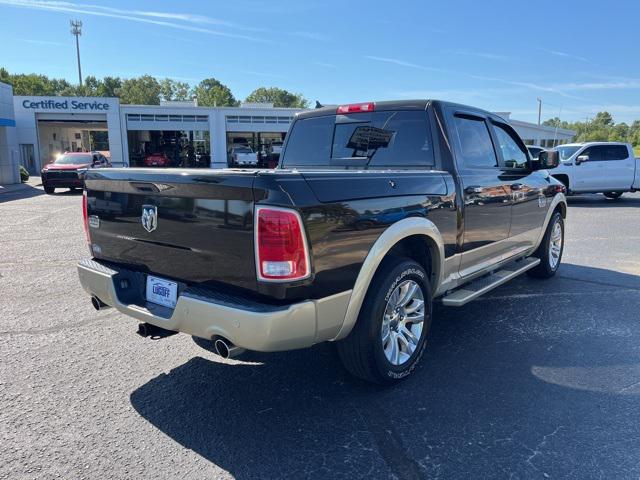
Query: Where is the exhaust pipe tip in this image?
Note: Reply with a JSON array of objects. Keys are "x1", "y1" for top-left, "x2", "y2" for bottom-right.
[
  {"x1": 91, "y1": 296, "x2": 110, "y2": 311},
  {"x1": 213, "y1": 337, "x2": 245, "y2": 359},
  {"x1": 214, "y1": 338, "x2": 230, "y2": 358}
]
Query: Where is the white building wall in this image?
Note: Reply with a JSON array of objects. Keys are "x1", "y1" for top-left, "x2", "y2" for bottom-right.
[
  {"x1": 13, "y1": 96, "x2": 124, "y2": 170},
  {"x1": 509, "y1": 120, "x2": 575, "y2": 147},
  {"x1": 0, "y1": 82, "x2": 19, "y2": 185},
  {"x1": 9, "y1": 94, "x2": 574, "y2": 171}
]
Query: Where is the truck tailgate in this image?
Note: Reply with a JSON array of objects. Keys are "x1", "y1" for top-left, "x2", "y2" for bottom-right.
[{"x1": 84, "y1": 168, "x2": 258, "y2": 291}]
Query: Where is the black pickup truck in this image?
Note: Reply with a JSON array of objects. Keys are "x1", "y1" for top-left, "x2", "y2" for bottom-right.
[{"x1": 78, "y1": 100, "x2": 566, "y2": 384}]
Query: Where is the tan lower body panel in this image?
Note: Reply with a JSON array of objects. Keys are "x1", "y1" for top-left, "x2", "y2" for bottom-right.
[{"x1": 77, "y1": 260, "x2": 351, "y2": 352}]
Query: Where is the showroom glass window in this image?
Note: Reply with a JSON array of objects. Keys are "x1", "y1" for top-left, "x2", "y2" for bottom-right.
[{"x1": 127, "y1": 130, "x2": 211, "y2": 168}]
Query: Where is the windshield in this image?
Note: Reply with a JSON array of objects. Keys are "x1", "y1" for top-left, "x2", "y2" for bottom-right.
[
  {"x1": 54, "y1": 153, "x2": 93, "y2": 165},
  {"x1": 234, "y1": 147, "x2": 252, "y2": 153},
  {"x1": 554, "y1": 146, "x2": 581, "y2": 161}
]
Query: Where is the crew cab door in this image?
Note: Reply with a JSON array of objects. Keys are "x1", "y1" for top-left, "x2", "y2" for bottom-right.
[
  {"x1": 447, "y1": 110, "x2": 513, "y2": 277},
  {"x1": 488, "y1": 119, "x2": 547, "y2": 248},
  {"x1": 574, "y1": 144, "x2": 635, "y2": 191}
]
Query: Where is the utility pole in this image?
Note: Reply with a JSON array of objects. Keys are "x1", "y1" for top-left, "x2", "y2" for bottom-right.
[
  {"x1": 537, "y1": 97, "x2": 542, "y2": 125},
  {"x1": 70, "y1": 20, "x2": 83, "y2": 86}
]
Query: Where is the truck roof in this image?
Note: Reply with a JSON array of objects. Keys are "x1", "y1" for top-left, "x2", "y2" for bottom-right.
[
  {"x1": 558, "y1": 141, "x2": 631, "y2": 147},
  {"x1": 296, "y1": 99, "x2": 506, "y2": 122}
]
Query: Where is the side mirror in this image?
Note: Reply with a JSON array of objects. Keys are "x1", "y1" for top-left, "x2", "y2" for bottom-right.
[
  {"x1": 537, "y1": 150, "x2": 560, "y2": 169},
  {"x1": 575, "y1": 155, "x2": 589, "y2": 165}
]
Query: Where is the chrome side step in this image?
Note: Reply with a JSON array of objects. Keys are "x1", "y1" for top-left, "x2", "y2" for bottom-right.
[{"x1": 441, "y1": 257, "x2": 541, "y2": 307}]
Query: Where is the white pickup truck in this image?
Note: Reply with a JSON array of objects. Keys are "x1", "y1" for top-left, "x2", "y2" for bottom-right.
[
  {"x1": 551, "y1": 142, "x2": 640, "y2": 199},
  {"x1": 228, "y1": 146, "x2": 258, "y2": 167}
]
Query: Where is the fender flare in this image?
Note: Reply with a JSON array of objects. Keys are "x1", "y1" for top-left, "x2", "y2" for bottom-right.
[
  {"x1": 533, "y1": 193, "x2": 567, "y2": 250},
  {"x1": 333, "y1": 217, "x2": 445, "y2": 340}
]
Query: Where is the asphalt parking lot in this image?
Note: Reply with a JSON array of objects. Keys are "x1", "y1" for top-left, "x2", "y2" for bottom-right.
[{"x1": 1, "y1": 180, "x2": 640, "y2": 480}]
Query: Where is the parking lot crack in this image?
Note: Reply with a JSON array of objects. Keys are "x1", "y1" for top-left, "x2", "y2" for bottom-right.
[{"x1": 351, "y1": 401, "x2": 425, "y2": 480}]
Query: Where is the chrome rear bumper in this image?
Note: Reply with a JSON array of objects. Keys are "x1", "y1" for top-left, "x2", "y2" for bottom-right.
[{"x1": 77, "y1": 259, "x2": 350, "y2": 352}]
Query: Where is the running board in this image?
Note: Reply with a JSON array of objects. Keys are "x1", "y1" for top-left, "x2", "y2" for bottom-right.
[{"x1": 441, "y1": 257, "x2": 541, "y2": 307}]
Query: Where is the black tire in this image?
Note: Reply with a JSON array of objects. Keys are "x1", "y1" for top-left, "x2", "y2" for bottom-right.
[
  {"x1": 603, "y1": 192, "x2": 623, "y2": 200},
  {"x1": 527, "y1": 211, "x2": 564, "y2": 279},
  {"x1": 337, "y1": 257, "x2": 432, "y2": 384},
  {"x1": 43, "y1": 184, "x2": 55, "y2": 194}
]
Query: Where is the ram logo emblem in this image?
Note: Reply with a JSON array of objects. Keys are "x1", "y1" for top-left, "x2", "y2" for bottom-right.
[{"x1": 141, "y1": 205, "x2": 158, "y2": 233}]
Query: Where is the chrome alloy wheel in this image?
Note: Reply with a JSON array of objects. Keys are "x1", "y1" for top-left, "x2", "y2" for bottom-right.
[
  {"x1": 549, "y1": 220, "x2": 563, "y2": 269},
  {"x1": 381, "y1": 280, "x2": 425, "y2": 366}
]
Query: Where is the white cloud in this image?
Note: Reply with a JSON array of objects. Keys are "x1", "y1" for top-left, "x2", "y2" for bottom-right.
[
  {"x1": 288, "y1": 31, "x2": 328, "y2": 41},
  {"x1": 16, "y1": 38, "x2": 68, "y2": 46},
  {"x1": 450, "y1": 50, "x2": 509, "y2": 61},
  {"x1": 364, "y1": 56, "x2": 446, "y2": 72},
  {"x1": 545, "y1": 50, "x2": 588, "y2": 62},
  {"x1": 313, "y1": 62, "x2": 338, "y2": 69},
  {"x1": 0, "y1": 0, "x2": 267, "y2": 42}
]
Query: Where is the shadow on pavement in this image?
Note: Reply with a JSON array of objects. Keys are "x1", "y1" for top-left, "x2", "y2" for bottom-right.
[
  {"x1": 0, "y1": 182, "x2": 45, "y2": 203},
  {"x1": 567, "y1": 193, "x2": 640, "y2": 208},
  {"x1": 130, "y1": 264, "x2": 640, "y2": 479}
]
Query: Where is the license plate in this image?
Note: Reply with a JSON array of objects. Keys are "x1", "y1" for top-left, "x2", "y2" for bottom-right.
[{"x1": 146, "y1": 275, "x2": 178, "y2": 308}]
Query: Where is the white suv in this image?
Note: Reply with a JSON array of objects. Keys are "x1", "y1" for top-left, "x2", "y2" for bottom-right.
[{"x1": 551, "y1": 142, "x2": 640, "y2": 199}]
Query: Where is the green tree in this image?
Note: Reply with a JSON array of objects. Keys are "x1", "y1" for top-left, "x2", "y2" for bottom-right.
[
  {"x1": 193, "y1": 78, "x2": 237, "y2": 106},
  {"x1": 10, "y1": 73, "x2": 57, "y2": 95},
  {"x1": 592, "y1": 111, "x2": 614, "y2": 127},
  {"x1": 609, "y1": 123, "x2": 629, "y2": 142},
  {"x1": 160, "y1": 78, "x2": 191, "y2": 102},
  {"x1": 0, "y1": 67, "x2": 11, "y2": 84},
  {"x1": 245, "y1": 86, "x2": 308, "y2": 108},
  {"x1": 97, "y1": 76, "x2": 122, "y2": 98},
  {"x1": 119, "y1": 75, "x2": 161, "y2": 104}
]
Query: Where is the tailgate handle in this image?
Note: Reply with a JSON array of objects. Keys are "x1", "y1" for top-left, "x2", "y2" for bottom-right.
[{"x1": 130, "y1": 182, "x2": 160, "y2": 193}]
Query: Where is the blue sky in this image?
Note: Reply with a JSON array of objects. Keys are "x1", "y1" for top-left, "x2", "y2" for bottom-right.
[{"x1": 2, "y1": 0, "x2": 640, "y2": 123}]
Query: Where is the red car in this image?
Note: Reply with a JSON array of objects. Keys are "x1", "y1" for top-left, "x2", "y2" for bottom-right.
[
  {"x1": 41, "y1": 152, "x2": 110, "y2": 194},
  {"x1": 143, "y1": 152, "x2": 171, "y2": 168}
]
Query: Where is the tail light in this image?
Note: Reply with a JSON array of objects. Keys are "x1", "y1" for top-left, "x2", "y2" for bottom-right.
[
  {"x1": 337, "y1": 102, "x2": 375, "y2": 114},
  {"x1": 255, "y1": 206, "x2": 310, "y2": 282},
  {"x1": 82, "y1": 190, "x2": 91, "y2": 247}
]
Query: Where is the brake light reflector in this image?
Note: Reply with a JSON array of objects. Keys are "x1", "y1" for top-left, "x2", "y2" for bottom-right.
[
  {"x1": 336, "y1": 102, "x2": 375, "y2": 114},
  {"x1": 255, "y1": 207, "x2": 310, "y2": 281},
  {"x1": 82, "y1": 190, "x2": 91, "y2": 246}
]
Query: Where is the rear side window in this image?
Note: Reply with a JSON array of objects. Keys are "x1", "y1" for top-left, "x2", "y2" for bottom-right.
[
  {"x1": 281, "y1": 115, "x2": 334, "y2": 166},
  {"x1": 366, "y1": 111, "x2": 434, "y2": 167},
  {"x1": 453, "y1": 115, "x2": 498, "y2": 168},
  {"x1": 603, "y1": 145, "x2": 629, "y2": 160},
  {"x1": 281, "y1": 110, "x2": 434, "y2": 168}
]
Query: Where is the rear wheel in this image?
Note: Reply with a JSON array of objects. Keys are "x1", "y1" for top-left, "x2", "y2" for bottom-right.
[
  {"x1": 527, "y1": 212, "x2": 564, "y2": 278},
  {"x1": 43, "y1": 184, "x2": 55, "y2": 194},
  {"x1": 603, "y1": 192, "x2": 623, "y2": 200},
  {"x1": 337, "y1": 257, "x2": 432, "y2": 384}
]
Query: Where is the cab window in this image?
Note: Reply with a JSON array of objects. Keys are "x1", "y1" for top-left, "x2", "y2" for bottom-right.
[
  {"x1": 492, "y1": 122, "x2": 528, "y2": 168},
  {"x1": 452, "y1": 115, "x2": 498, "y2": 168}
]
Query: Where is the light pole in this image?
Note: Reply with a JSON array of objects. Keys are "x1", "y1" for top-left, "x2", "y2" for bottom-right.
[
  {"x1": 537, "y1": 97, "x2": 542, "y2": 125},
  {"x1": 70, "y1": 20, "x2": 83, "y2": 86}
]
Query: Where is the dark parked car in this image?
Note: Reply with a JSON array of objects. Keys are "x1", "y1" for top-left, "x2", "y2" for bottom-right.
[
  {"x1": 41, "y1": 151, "x2": 110, "y2": 194},
  {"x1": 78, "y1": 100, "x2": 566, "y2": 384}
]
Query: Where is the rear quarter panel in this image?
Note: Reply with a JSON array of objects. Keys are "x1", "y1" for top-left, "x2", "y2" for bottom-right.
[{"x1": 254, "y1": 170, "x2": 457, "y2": 301}]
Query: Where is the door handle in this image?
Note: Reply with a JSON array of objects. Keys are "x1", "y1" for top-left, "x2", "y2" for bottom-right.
[
  {"x1": 464, "y1": 186, "x2": 483, "y2": 194},
  {"x1": 510, "y1": 183, "x2": 524, "y2": 190}
]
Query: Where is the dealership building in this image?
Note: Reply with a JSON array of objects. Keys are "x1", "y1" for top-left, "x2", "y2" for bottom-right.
[{"x1": 0, "y1": 81, "x2": 575, "y2": 184}]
